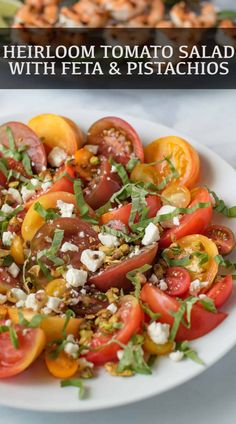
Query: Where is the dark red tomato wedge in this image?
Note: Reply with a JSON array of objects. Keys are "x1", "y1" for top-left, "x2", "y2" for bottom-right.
[
  {"x1": 89, "y1": 243, "x2": 158, "y2": 292},
  {"x1": 0, "y1": 170, "x2": 7, "y2": 187},
  {"x1": 85, "y1": 295, "x2": 143, "y2": 365},
  {"x1": 31, "y1": 217, "x2": 99, "y2": 268},
  {"x1": 100, "y1": 195, "x2": 162, "y2": 227},
  {"x1": 71, "y1": 286, "x2": 109, "y2": 317},
  {"x1": 205, "y1": 225, "x2": 235, "y2": 256},
  {"x1": 206, "y1": 275, "x2": 233, "y2": 308},
  {"x1": 87, "y1": 117, "x2": 144, "y2": 165},
  {"x1": 84, "y1": 158, "x2": 121, "y2": 210},
  {"x1": 141, "y1": 283, "x2": 227, "y2": 341},
  {"x1": 0, "y1": 322, "x2": 45, "y2": 378},
  {"x1": 0, "y1": 268, "x2": 20, "y2": 293},
  {"x1": 165, "y1": 267, "x2": 191, "y2": 297},
  {"x1": 160, "y1": 187, "x2": 213, "y2": 248},
  {"x1": 0, "y1": 122, "x2": 47, "y2": 173}
]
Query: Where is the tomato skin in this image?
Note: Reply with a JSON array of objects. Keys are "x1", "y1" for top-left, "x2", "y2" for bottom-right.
[
  {"x1": 84, "y1": 159, "x2": 121, "y2": 210},
  {"x1": 85, "y1": 295, "x2": 142, "y2": 365},
  {"x1": 87, "y1": 117, "x2": 144, "y2": 165},
  {"x1": 0, "y1": 170, "x2": 7, "y2": 187},
  {"x1": 144, "y1": 136, "x2": 200, "y2": 189},
  {"x1": 206, "y1": 275, "x2": 233, "y2": 308},
  {"x1": 0, "y1": 322, "x2": 46, "y2": 378},
  {"x1": 165, "y1": 267, "x2": 191, "y2": 297},
  {"x1": 0, "y1": 268, "x2": 19, "y2": 294},
  {"x1": 89, "y1": 243, "x2": 158, "y2": 292},
  {"x1": 100, "y1": 195, "x2": 162, "y2": 227},
  {"x1": 0, "y1": 122, "x2": 47, "y2": 173},
  {"x1": 160, "y1": 187, "x2": 213, "y2": 248},
  {"x1": 141, "y1": 284, "x2": 227, "y2": 341},
  {"x1": 205, "y1": 225, "x2": 235, "y2": 256}
]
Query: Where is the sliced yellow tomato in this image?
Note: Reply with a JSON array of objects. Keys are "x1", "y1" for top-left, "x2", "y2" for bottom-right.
[
  {"x1": 10, "y1": 235, "x2": 25, "y2": 265},
  {"x1": 130, "y1": 163, "x2": 159, "y2": 185},
  {"x1": 0, "y1": 305, "x2": 8, "y2": 319},
  {"x1": 143, "y1": 334, "x2": 174, "y2": 355},
  {"x1": 21, "y1": 191, "x2": 77, "y2": 242},
  {"x1": 45, "y1": 350, "x2": 79, "y2": 379},
  {"x1": 45, "y1": 279, "x2": 67, "y2": 298},
  {"x1": 162, "y1": 184, "x2": 191, "y2": 208},
  {"x1": 144, "y1": 136, "x2": 200, "y2": 189},
  {"x1": 8, "y1": 308, "x2": 82, "y2": 343},
  {"x1": 28, "y1": 114, "x2": 84, "y2": 155},
  {"x1": 174, "y1": 234, "x2": 218, "y2": 286}
]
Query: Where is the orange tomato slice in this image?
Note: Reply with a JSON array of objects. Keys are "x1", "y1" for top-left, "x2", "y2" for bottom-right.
[
  {"x1": 162, "y1": 184, "x2": 191, "y2": 208},
  {"x1": 45, "y1": 350, "x2": 79, "y2": 379},
  {"x1": 144, "y1": 136, "x2": 200, "y2": 189},
  {"x1": 21, "y1": 191, "x2": 77, "y2": 241},
  {"x1": 28, "y1": 114, "x2": 84, "y2": 155}
]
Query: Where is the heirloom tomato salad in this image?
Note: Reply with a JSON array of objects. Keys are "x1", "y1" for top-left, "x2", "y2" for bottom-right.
[{"x1": 0, "y1": 113, "x2": 235, "y2": 396}]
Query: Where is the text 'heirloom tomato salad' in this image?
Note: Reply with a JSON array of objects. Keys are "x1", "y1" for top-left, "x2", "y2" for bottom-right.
[{"x1": 0, "y1": 113, "x2": 235, "y2": 398}]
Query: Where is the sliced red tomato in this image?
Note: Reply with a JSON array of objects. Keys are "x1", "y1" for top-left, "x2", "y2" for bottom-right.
[
  {"x1": 0, "y1": 322, "x2": 46, "y2": 378},
  {"x1": 141, "y1": 283, "x2": 227, "y2": 341},
  {"x1": 30, "y1": 217, "x2": 99, "y2": 273},
  {"x1": 89, "y1": 243, "x2": 158, "y2": 291},
  {"x1": 100, "y1": 195, "x2": 162, "y2": 227},
  {"x1": 206, "y1": 275, "x2": 233, "y2": 308},
  {"x1": 165, "y1": 267, "x2": 191, "y2": 297},
  {"x1": 160, "y1": 187, "x2": 213, "y2": 248},
  {"x1": 84, "y1": 158, "x2": 121, "y2": 210},
  {"x1": 0, "y1": 122, "x2": 47, "y2": 173},
  {"x1": 205, "y1": 225, "x2": 235, "y2": 256},
  {"x1": 85, "y1": 295, "x2": 143, "y2": 365},
  {"x1": 87, "y1": 117, "x2": 144, "y2": 165},
  {"x1": 0, "y1": 268, "x2": 20, "y2": 294}
]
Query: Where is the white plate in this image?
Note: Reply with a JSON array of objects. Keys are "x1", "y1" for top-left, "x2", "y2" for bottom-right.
[{"x1": 0, "y1": 110, "x2": 235, "y2": 412}]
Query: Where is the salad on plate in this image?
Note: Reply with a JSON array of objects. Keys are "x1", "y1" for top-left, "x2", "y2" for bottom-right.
[{"x1": 0, "y1": 113, "x2": 235, "y2": 397}]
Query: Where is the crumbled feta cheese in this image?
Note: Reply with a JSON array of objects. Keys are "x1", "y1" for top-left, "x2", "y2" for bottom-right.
[
  {"x1": 156, "y1": 205, "x2": 180, "y2": 228},
  {"x1": 21, "y1": 186, "x2": 35, "y2": 203},
  {"x1": 111, "y1": 165, "x2": 118, "y2": 173},
  {"x1": 79, "y1": 231, "x2": 85, "y2": 238},
  {"x1": 16, "y1": 300, "x2": 26, "y2": 308},
  {"x1": 64, "y1": 342, "x2": 79, "y2": 359},
  {"x1": 98, "y1": 233, "x2": 119, "y2": 248},
  {"x1": 46, "y1": 296, "x2": 61, "y2": 312},
  {"x1": 142, "y1": 222, "x2": 160, "y2": 246},
  {"x1": 1, "y1": 204, "x2": 14, "y2": 214},
  {"x1": 57, "y1": 200, "x2": 74, "y2": 218},
  {"x1": 117, "y1": 350, "x2": 124, "y2": 360},
  {"x1": 107, "y1": 303, "x2": 118, "y2": 314},
  {"x1": 2, "y1": 231, "x2": 15, "y2": 247},
  {"x1": 41, "y1": 181, "x2": 52, "y2": 192},
  {"x1": 65, "y1": 268, "x2": 88, "y2": 288},
  {"x1": 150, "y1": 273, "x2": 158, "y2": 283},
  {"x1": 81, "y1": 249, "x2": 105, "y2": 272},
  {"x1": 45, "y1": 236, "x2": 53, "y2": 243},
  {"x1": 147, "y1": 322, "x2": 170, "y2": 345},
  {"x1": 189, "y1": 279, "x2": 209, "y2": 295},
  {"x1": 159, "y1": 279, "x2": 168, "y2": 291},
  {"x1": 8, "y1": 262, "x2": 20, "y2": 278},
  {"x1": 0, "y1": 294, "x2": 7, "y2": 304},
  {"x1": 199, "y1": 294, "x2": 207, "y2": 300},
  {"x1": 85, "y1": 145, "x2": 99, "y2": 155},
  {"x1": 61, "y1": 242, "x2": 79, "y2": 253},
  {"x1": 31, "y1": 178, "x2": 40, "y2": 188},
  {"x1": 169, "y1": 350, "x2": 184, "y2": 362},
  {"x1": 48, "y1": 147, "x2": 68, "y2": 168},
  {"x1": 5, "y1": 319, "x2": 11, "y2": 327},
  {"x1": 7, "y1": 188, "x2": 22, "y2": 204},
  {"x1": 25, "y1": 293, "x2": 40, "y2": 311},
  {"x1": 66, "y1": 334, "x2": 76, "y2": 343},
  {"x1": 79, "y1": 357, "x2": 94, "y2": 369},
  {"x1": 129, "y1": 245, "x2": 141, "y2": 258}
]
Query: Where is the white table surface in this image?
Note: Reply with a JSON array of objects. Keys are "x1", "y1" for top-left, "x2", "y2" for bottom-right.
[{"x1": 1, "y1": 0, "x2": 236, "y2": 419}]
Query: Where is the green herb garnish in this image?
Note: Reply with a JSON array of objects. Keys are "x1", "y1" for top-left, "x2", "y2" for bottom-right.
[
  {"x1": 34, "y1": 202, "x2": 59, "y2": 221},
  {"x1": 60, "y1": 379, "x2": 86, "y2": 399},
  {"x1": 73, "y1": 180, "x2": 98, "y2": 224},
  {"x1": 176, "y1": 341, "x2": 205, "y2": 365},
  {"x1": 126, "y1": 264, "x2": 152, "y2": 298}
]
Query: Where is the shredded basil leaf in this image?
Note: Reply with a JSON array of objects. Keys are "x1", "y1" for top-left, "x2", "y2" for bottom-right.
[
  {"x1": 126, "y1": 264, "x2": 152, "y2": 298},
  {"x1": 62, "y1": 309, "x2": 75, "y2": 338},
  {"x1": 126, "y1": 157, "x2": 141, "y2": 172},
  {"x1": 60, "y1": 379, "x2": 86, "y2": 399},
  {"x1": 218, "y1": 10, "x2": 236, "y2": 20},
  {"x1": 73, "y1": 180, "x2": 98, "y2": 224},
  {"x1": 115, "y1": 335, "x2": 152, "y2": 375},
  {"x1": 18, "y1": 311, "x2": 44, "y2": 328},
  {"x1": 176, "y1": 341, "x2": 205, "y2": 365},
  {"x1": 207, "y1": 188, "x2": 236, "y2": 217},
  {"x1": 9, "y1": 326, "x2": 19, "y2": 349},
  {"x1": 109, "y1": 158, "x2": 130, "y2": 185},
  {"x1": 141, "y1": 302, "x2": 161, "y2": 322},
  {"x1": 34, "y1": 202, "x2": 59, "y2": 221}
]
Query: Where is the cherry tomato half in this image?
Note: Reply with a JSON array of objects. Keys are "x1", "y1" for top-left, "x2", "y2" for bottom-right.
[
  {"x1": 141, "y1": 284, "x2": 227, "y2": 341},
  {"x1": 206, "y1": 275, "x2": 233, "y2": 308},
  {"x1": 205, "y1": 225, "x2": 235, "y2": 256},
  {"x1": 165, "y1": 267, "x2": 191, "y2": 297},
  {"x1": 0, "y1": 322, "x2": 46, "y2": 378},
  {"x1": 87, "y1": 117, "x2": 144, "y2": 165},
  {"x1": 0, "y1": 122, "x2": 47, "y2": 173},
  {"x1": 85, "y1": 295, "x2": 143, "y2": 365},
  {"x1": 162, "y1": 184, "x2": 191, "y2": 208}
]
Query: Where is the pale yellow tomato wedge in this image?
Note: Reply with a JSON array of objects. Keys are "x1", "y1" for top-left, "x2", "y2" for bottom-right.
[
  {"x1": 162, "y1": 184, "x2": 191, "y2": 208},
  {"x1": 21, "y1": 191, "x2": 77, "y2": 242},
  {"x1": 28, "y1": 113, "x2": 84, "y2": 155}
]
